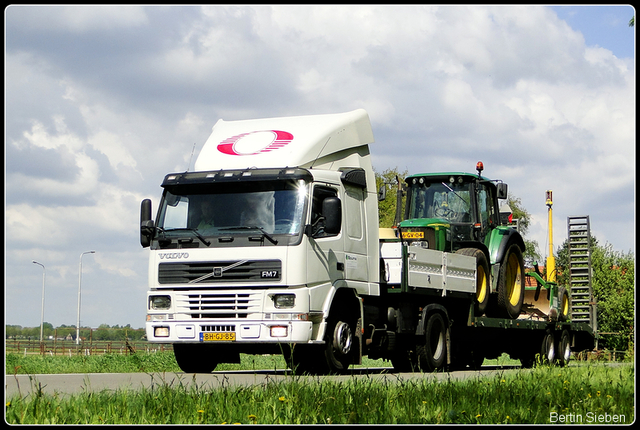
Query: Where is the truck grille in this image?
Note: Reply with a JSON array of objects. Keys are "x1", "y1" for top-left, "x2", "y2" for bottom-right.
[
  {"x1": 175, "y1": 292, "x2": 262, "y2": 319},
  {"x1": 159, "y1": 260, "x2": 281, "y2": 285}
]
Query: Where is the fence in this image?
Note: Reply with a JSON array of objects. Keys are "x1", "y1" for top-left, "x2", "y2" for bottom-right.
[{"x1": 5, "y1": 338, "x2": 173, "y2": 356}]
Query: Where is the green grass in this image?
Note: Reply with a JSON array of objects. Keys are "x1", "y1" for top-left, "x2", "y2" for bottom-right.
[
  {"x1": 6, "y1": 364, "x2": 633, "y2": 424},
  {"x1": 6, "y1": 351, "x2": 391, "y2": 375}
]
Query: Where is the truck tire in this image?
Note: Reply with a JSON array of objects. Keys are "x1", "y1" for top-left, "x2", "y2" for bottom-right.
[
  {"x1": 173, "y1": 343, "x2": 219, "y2": 373},
  {"x1": 456, "y1": 248, "x2": 490, "y2": 316},
  {"x1": 417, "y1": 312, "x2": 448, "y2": 372},
  {"x1": 497, "y1": 244, "x2": 525, "y2": 319},
  {"x1": 558, "y1": 287, "x2": 570, "y2": 321}
]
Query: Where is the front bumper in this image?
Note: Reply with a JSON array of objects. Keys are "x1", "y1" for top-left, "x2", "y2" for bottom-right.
[{"x1": 145, "y1": 318, "x2": 314, "y2": 343}]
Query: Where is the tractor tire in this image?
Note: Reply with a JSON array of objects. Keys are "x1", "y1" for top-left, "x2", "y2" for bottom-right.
[
  {"x1": 456, "y1": 248, "x2": 490, "y2": 316},
  {"x1": 417, "y1": 312, "x2": 448, "y2": 372},
  {"x1": 496, "y1": 244, "x2": 525, "y2": 319},
  {"x1": 558, "y1": 287, "x2": 570, "y2": 321}
]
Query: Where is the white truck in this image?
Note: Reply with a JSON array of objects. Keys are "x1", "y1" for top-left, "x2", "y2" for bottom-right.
[{"x1": 140, "y1": 109, "x2": 595, "y2": 373}]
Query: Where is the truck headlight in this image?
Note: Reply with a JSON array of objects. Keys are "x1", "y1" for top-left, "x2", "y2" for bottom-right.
[
  {"x1": 150, "y1": 295, "x2": 171, "y2": 310},
  {"x1": 271, "y1": 294, "x2": 295, "y2": 309},
  {"x1": 154, "y1": 326, "x2": 170, "y2": 337}
]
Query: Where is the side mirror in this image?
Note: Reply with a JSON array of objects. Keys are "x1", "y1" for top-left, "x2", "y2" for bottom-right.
[
  {"x1": 140, "y1": 199, "x2": 154, "y2": 248},
  {"x1": 322, "y1": 197, "x2": 342, "y2": 235},
  {"x1": 496, "y1": 183, "x2": 508, "y2": 199},
  {"x1": 378, "y1": 185, "x2": 386, "y2": 201}
]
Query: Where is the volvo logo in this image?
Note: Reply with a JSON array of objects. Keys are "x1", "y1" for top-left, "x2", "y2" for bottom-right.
[
  {"x1": 159, "y1": 252, "x2": 189, "y2": 259},
  {"x1": 188, "y1": 260, "x2": 249, "y2": 284}
]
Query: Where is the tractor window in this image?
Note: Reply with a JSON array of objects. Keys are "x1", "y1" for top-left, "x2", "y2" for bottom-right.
[
  {"x1": 407, "y1": 180, "x2": 471, "y2": 223},
  {"x1": 477, "y1": 184, "x2": 497, "y2": 227}
]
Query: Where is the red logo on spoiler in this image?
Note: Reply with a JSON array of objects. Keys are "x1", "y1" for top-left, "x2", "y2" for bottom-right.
[{"x1": 217, "y1": 130, "x2": 293, "y2": 156}]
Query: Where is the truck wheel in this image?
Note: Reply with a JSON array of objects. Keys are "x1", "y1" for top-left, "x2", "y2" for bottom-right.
[
  {"x1": 557, "y1": 330, "x2": 571, "y2": 366},
  {"x1": 456, "y1": 248, "x2": 490, "y2": 316},
  {"x1": 322, "y1": 318, "x2": 355, "y2": 374},
  {"x1": 417, "y1": 312, "x2": 448, "y2": 372},
  {"x1": 540, "y1": 331, "x2": 556, "y2": 364},
  {"x1": 173, "y1": 344, "x2": 219, "y2": 373},
  {"x1": 497, "y1": 244, "x2": 525, "y2": 319},
  {"x1": 558, "y1": 288, "x2": 570, "y2": 321}
]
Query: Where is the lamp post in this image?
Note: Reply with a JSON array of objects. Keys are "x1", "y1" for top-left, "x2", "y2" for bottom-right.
[
  {"x1": 76, "y1": 251, "x2": 95, "y2": 346},
  {"x1": 32, "y1": 260, "x2": 46, "y2": 343}
]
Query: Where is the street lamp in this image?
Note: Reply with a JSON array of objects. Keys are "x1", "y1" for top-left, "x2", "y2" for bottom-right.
[
  {"x1": 32, "y1": 260, "x2": 46, "y2": 343},
  {"x1": 76, "y1": 250, "x2": 95, "y2": 346}
]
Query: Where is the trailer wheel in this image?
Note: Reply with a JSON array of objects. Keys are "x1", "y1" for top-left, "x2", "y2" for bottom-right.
[
  {"x1": 173, "y1": 344, "x2": 219, "y2": 373},
  {"x1": 497, "y1": 244, "x2": 525, "y2": 319},
  {"x1": 540, "y1": 331, "x2": 556, "y2": 364},
  {"x1": 417, "y1": 312, "x2": 448, "y2": 372},
  {"x1": 456, "y1": 248, "x2": 490, "y2": 316},
  {"x1": 558, "y1": 288, "x2": 570, "y2": 322},
  {"x1": 557, "y1": 330, "x2": 571, "y2": 366}
]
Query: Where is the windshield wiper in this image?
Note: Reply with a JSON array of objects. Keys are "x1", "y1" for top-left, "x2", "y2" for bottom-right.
[
  {"x1": 157, "y1": 227, "x2": 211, "y2": 246},
  {"x1": 441, "y1": 182, "x2": 468, "y2": 205},
  {"x1": 219, "y1": 226, "x2": 279, "y2": 245}
]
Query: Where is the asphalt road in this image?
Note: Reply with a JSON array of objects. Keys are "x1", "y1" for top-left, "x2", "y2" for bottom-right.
[{"x1": 5, "y1": 366, "x2": 523, "y2": 398}]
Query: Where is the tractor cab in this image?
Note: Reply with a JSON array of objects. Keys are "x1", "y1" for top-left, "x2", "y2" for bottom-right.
[{"x1": 399, "y1": 162, "x2": 507, "y2": 253}]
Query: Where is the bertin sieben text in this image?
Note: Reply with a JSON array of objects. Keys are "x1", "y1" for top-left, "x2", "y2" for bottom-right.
[{"x1": 549, "y1": 411, "x2": 626, "y2": 423}]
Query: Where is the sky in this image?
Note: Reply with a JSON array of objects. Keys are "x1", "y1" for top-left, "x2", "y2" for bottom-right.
[{"x1": 4, "y1": 5, "x2": 635, "y2": 330}]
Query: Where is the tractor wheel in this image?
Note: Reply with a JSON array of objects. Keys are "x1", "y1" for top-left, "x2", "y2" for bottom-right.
[
  {"x1": 417, "y1": 312, "x2": 448, "y2": 372},
  {"x1": 496, "y1": 244, "x2": 525, "y2": 319},
  {"x1": 558, "y1": 287, "x2": 570, "y2": 321},
  {"x1": 456, "y1": 248, "x2": 490, "y2": 316}
]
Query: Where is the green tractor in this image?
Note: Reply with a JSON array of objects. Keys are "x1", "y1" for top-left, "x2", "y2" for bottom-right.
[{"x1": 397, "y1": 162, "x2": 525, "y2": 319}]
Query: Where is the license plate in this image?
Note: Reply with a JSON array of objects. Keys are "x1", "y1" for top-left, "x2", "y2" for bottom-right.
[
  {"x1": 201, "y1": 332, "x2": 236, "y2": 342},
  {"x1": 402, "y1": 231, "x2": 424, "y2": 239}
]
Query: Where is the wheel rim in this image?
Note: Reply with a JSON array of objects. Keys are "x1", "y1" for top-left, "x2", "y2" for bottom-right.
[
  {"x1": 477, "y1": 265, "x2": 488, "y2": 304},
  {"x1": 545, "y1": 334, "x2": 555, "y2": 362},
  {"x1": 333, "y1": 322, "x2": 352, "y2": 355},
  {"x1": 561, "y1": 293, "x2": 570, "y2": 317},
  {"x1": 430, "y1": 319, "x2": 445, "y2": 361},
  {"x1": 506, "y1": 253, "x2": 522, "y2": 307}
]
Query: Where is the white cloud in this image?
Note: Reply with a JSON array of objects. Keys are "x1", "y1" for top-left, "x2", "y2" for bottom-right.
[
  {"x1": 7, "y1": 4, "x2": 149, "y2": 32},
  {"x1": 4, "y1": 5, "x2": 634, "y2": 328}
]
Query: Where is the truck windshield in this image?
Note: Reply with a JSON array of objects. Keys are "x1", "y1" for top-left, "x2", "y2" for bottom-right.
[
  {"x1": 407, "y1": 180, "x2": 472, "y2": 223},
  {"x1": 155, "y1": 179, "x2": 308, "y2": 245}
]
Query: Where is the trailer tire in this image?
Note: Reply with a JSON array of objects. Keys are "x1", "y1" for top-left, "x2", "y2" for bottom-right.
[
  {"x1": 173, "y1": 344, "x2": 219, "y2": 373},
  {"x1": 557, "y1": 329, "x2": 571, "y2": 366},
  {"x1": 541, "y1": 331, "x2": 556, "y2": 364},
  {"x1": 558, "y1": 288, "x2": 570, "y2": 322},
  {"x1": 496, "y1": 244, "x2": 525, "y2": 319},
  {"x1": 417, "y1": 312, "x2": 448, "y2": 372},
  {"x1": 456, "y1": 248, "x2": 490, "y2": 316}
]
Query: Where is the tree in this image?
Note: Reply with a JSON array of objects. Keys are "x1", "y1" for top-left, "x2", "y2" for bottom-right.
[
  {"x1": 375, "y1": 167, "x2": 407, "y2": 228},
  {"x1": 505, "y1": 194, "x2": 541, "y2": 265}
]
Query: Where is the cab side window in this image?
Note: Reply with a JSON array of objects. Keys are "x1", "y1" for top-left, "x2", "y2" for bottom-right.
[{"x1": 310, "y1": 186, "x2": 339, "y2": 238}]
